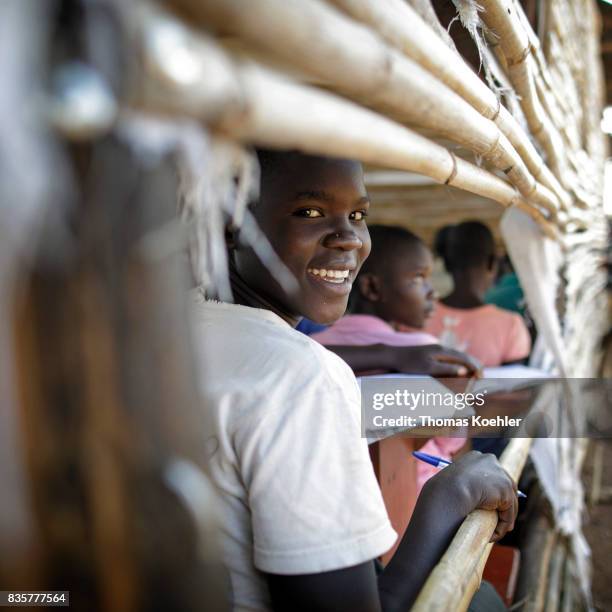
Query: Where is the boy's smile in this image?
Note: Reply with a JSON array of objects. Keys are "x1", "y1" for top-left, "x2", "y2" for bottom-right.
[{"x1": 231, "y1": 151, "x2": 371, "y2": 325}]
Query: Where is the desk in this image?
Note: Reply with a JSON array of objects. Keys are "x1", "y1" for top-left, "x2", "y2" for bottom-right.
[{"x1": 368, "y1": 435, "x2": 419, "y2": 564}]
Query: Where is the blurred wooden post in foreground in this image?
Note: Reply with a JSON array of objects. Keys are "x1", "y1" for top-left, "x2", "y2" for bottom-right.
[
  {"x1": 9, "y1": 133, "x2": 229, "y2": 611},
  {"x1": 1, "y1": 2, "x2": 228, "y2": 610},
  {"x1": 10, "y1": 136, "x2": 228, "y2": 612}
]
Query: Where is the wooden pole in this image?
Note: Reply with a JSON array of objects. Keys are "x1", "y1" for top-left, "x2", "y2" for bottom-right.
[
  {"x1": 326, "y1": 0, "x2": 572, "y2": 211},
  {"x1": 13, "y1": 137, "x2": 228, "y2": 612},
  {"x1": 168, "y1": 0, "x2": 561, "y2": 215},
  {"x1": 544, "y1": 541, "x2": 565, "y2": 612},
  {"x1": 132, "y1": 10, "x2": 559, "y2": 237},
  {"x1": 412, "y1": 438, "x2": 533, "y2": 612},
  {"x1": 479, "y1": 0, "x2": 577, "y2": 189}
]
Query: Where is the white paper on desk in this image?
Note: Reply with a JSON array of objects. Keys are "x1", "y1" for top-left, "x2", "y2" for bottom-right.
[
  {"x1": 358, "y1": 374, "x2": 475, "y2": 444},
  {"x1": 471, "y1": 365, "x2": 554, "y2": 395},
  {"x1": 361, "y1": 367, "x2": 553, "y2": 405},
  {"x1": 359, "y1": 373, "x2": 479, "y2": 418}
]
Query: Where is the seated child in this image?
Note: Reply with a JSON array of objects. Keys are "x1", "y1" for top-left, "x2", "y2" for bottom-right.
[
  {"x1": 311, "y1": 225, "x2": 438, "y2": 349},
  {"x1": 418, "y1": 221, "x2": 531, "y2": 367},
  {"x1": 413, "y1": 221, "x2": 532, "y2": 456},
  {"x1": 307, "y1": 224, "x2": 481, "y2": 378},
  {"x1": 312, "y1": 225, "x2": 467, "y2": 490},
  {"x1": 192, "y1": 150, "x2": 518, "y2": 611}
]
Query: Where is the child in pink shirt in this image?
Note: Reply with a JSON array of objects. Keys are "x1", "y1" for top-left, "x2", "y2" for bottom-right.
[
  {"x1": 312, "y1": 225, "x2": 466, "y2": 490},
  {"x1": 420, "y1": 222, "x2": 531, "y2": 367},
  {"x1": 425, "y1": 302, "x2": 530, "y2": 367}
]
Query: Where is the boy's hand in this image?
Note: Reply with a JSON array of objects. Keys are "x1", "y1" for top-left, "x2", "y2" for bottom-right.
[
  {"x1": 425, "y1": 451, "x2": 518, "y2": 542},
  {"x1": 385, "y1": 344, "x2": 482, "y2": 378}
]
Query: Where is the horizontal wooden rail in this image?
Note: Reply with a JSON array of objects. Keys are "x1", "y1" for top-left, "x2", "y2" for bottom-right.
[
  {"x1": 131, "y1": 4, "x2": 558, "y2": 238},
  {"x1": 325, "y1": 0, "x2": 571, "y2": 212},
  {"x1": 169, "y1": 0, "x2": 561, "y2": 216}
]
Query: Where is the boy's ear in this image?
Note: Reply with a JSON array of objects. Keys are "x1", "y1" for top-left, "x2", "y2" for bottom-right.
[{"x1": 358, "y1": 273, "x2": 382, "y2": 302}]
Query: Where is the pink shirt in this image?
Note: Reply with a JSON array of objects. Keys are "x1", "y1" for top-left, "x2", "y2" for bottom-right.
[
  {"x1": 425, "y1": 303, "x2": 531, "y2": 367},
  {"x1": 312, "y1": 314, "x2": 464, "y2": 491},
  {"x1": 312, "y1": 314, "x2": 439, "y2": 347}
]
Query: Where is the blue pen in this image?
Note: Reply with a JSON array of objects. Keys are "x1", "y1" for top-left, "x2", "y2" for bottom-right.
[{"x1": 412, "y1": 450, "x2": 527, "y2": 498}]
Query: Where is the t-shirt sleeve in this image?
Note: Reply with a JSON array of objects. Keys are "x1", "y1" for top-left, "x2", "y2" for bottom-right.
[
  {"x1": 233, "y1": 344, "x2": 397, "y2": 575},
  {"x1": 503, "y1": 313, "x2": 532, "y2": 363}
]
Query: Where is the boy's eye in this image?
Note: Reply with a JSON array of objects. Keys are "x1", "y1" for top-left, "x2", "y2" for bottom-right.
[
  {"x1": 350, "y1": 210, "x2": 368, "y2": 221},
  {"x1": 410, "y1": 274, "x2": 428, "y2": 285},
  {"x1": 294, "y1": 208, "x2": 323, "y2": 218}
]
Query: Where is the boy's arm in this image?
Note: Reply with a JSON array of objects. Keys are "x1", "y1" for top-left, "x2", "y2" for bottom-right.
[
  {"x1": 265, "y1": 452, "x2": 516, "y2": 612},
  {"x1": 377, "y1": 453, "x2": 516, "y2": 611},
  {"x1": 267, "y1": 561, "x2": 382, "y2": 612},
  {"x1": 326, "y1": 343, "x2": 482, "y2": 378}
]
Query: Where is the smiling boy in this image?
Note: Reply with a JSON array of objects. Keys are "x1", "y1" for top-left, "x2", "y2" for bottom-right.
[
  {"x1": 229, "y1": 150, "x2": 370, "y2": 324},
  {"x1": 192, "y1": 150, "x2": 518, "y2": 611}
]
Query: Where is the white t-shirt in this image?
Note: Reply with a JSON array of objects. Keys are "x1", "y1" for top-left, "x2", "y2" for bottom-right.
[{"x1": 191, "y1": 298, "x2": 397, "y2": 611}]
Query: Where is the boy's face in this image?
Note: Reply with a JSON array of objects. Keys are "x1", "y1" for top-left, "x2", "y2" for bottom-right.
[
  {"x1": 233, "y1": 153, "x2": 371, "y2": 324},
  {"x1": 376, "y1": 242, "x2": 435, "y2": 329}
]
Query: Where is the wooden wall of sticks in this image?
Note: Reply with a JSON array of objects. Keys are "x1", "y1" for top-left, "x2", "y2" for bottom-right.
[
  {"x1": 130, "y1": 0, "x2": 607, "y2": 239},
  {"x1": 9, "y1": 1, "x2": 607, "y2": 611}
]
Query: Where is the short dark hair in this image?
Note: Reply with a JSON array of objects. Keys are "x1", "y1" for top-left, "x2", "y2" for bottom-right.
[
  {"x1": 434, "y1": 221, "x2": 495, "y2": 272},
  {"x1": 348, "y1": 225, "x2": 424, "y2": 311},
  {"x1": 251, "y1": 148, "x2": 294, "y2": 207},
  {"x1": 360, "y1": 225, "x2": 425, "y2": 276},
  {"x1": 254, "y1": 147, "x2": 293, "y2": 184},
  {"x1": 253, "y1": 148, "x2": 357, "y2": 207}
]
